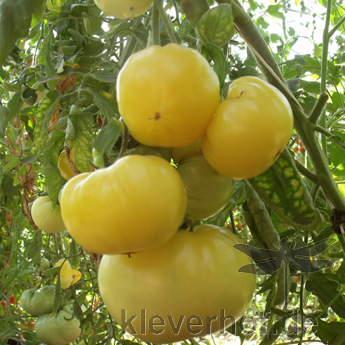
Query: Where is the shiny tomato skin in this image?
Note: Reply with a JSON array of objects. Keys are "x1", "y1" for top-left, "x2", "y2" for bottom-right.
[
  {"x1": 94, "y1": 0, "x2": 153, "y2": 19},
  {"x1": 117, "y1": 43, "x2": 220, "y2": 147},
  {"x1": 98, "y1": 224, "x2": 256, "y2": 344},
  {"x1": 202, "y1": 76, "x2": 293, "y2": 179},
  {"x1": 60, "y1": 155, "x2": 187, "y2": 255}
]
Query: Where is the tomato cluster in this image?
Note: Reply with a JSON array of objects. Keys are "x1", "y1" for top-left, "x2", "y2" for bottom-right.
[
  {"x1": 52, "y1": 39, "x2": 292, "y2": 343},
  {"x1": 19, "y1": 284, "x2": 81, "y2": 345}
]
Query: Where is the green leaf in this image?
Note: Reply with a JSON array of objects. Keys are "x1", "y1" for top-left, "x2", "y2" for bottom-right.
[
  {"x1": 42, "y1": 130, "x2": 66, "y2": 205},
  {"x1": 0, "y1": 106, "x2": 9, "y2": 138},
  {"x1": 314, "y1": 320, "x2": 345, "y2": 345},
  {"x1": 306, "y1": 271, "x2": 345, "y2": 318},
  {"x1": 196, "y1": 4, "x2": 234, "y2": 48},
  {"x1": 88, "y1": 90, "x2": 118, "y2": 121},
  {"x1": 267, "y1": 5, "x2": 285, "y2": 20},
  {"x1": 243, "y1": 181, "x2": 280, "y2": 250},
  {"x1": 203, "y1": 43, "x2": 228, "y2": 87},
  {"x1": 66, "y1": 111, "x2": 94, "y2": 173},
  {"x1": 94, "y1": 119, "x2": 124, "y2": 157},
  {"x1": 21, "y1": 90, "x2": 60, "y2": 164},
  {"x1": 90, "y1": 71, "x2": 118, "y2": 83},
  {"x1": 0, "y1": 0, "x2": 31, "y2": 67},
  {"x1": 330, "y1": 131, "x2": 345, "y2": 168}
]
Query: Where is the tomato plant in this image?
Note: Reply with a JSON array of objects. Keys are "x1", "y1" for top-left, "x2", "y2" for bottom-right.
[
  {"x1": 117, "y1": 43, "x2": 220, "y2": 147},
  {"x1": 202, "y1": 76, "x2": 294, "y2": 179},
  {"x1": 2, "y1": 0, "x2": 345, "y2": 344},
  {"x1": 31, "y1": 196, "x2": 66, "y2": 234},
  {"x1": 98, "y1": 224, "x2": 256, "y2": 344},
  {"x1": 61, "y1": 155, "x2": 187, "y2": 254}
]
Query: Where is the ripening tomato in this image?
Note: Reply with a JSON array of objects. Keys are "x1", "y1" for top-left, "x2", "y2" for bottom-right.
[
  {"x1": 9, "y1": 295, "x2": 16, "y2": 304},
  {"x1": 94, "y1": 0, "x2": 153, "y2": 19},
  {"x1": 98, "y1": 224, "x2": 256, "y2": 344},
  {"x1": 60, "y1": 155, "x2": 187, "y2": 255},
  {"x1": 172, "y1": 140, "x2": 202, "y2": 165},
  {"x1": 35, "y1": 304, "x2": 81, "y2": 345},
  {"x1": 202, "y1": 76, "x2": 293, "y2": 179},
  {"x1": 117, "y1": 43, "x2": 220, "y2": 147},
  {"x1": 31, "y1": 196, "x2": 66, "y2": 233},
  {"x1": 177, "y1": 154, "x2": 234, "y2": 220}
]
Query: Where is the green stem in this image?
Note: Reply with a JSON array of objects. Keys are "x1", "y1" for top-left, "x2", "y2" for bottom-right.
[
  {"x1": 292, "y1": 105, "x2": 345, "y2": 211},
  {"x1": 309, "y1": 92, "x2": 329, "y2": 124},
  {"x1": 319, "y1": 0, "x2": 332, "y2": 156},
  {"x1": 313, "y1": 125, "x2": 332, "y2": 138},
  {"x1": 155, "y1": 0, "x2": 178, "y2": 44},
  {"x1": 151, "y1": 3, "x2": 160, "y2": 46},
  {"x1": 118, "y1": 124, "x2": 129, "y2": 159},
  {"x1": 320, "y1": 0, "x2": 332, "y2": 94},
  {"x1": 294, "y1": 160, "x2": 318, "y2": 184}
]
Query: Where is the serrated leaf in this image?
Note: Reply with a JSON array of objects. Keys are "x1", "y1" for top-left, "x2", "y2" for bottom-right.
[{"x1": 42, "y1": 130, "x2": 66, "y2": 205}]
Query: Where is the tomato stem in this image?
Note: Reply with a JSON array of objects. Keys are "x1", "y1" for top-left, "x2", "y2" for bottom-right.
[
  {"x1": 151, "y1": 3, "x2": 160, "y2": 46},
  {"x1": 154, "y1": 0, "x2": 179, "y2": 44}
]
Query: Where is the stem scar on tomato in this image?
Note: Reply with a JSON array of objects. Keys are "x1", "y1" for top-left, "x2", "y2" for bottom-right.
[{"x1": 148, "y1": 112, "x2": 161, "y2": 121}]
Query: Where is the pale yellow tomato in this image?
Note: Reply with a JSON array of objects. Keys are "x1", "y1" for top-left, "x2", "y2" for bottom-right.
[
  {"x1": 94, "y1": 0, "x2": 153, "y2": 19},
  {"x1": 98, "y1": 224, "x2": 256, "y2": 344},
  {"x1": 202, "y1": 76, "x2": 293, "y2": 179},
  {"x1": 31, "y1": 196, "x2": 66, "y2": 233},
  {"x1": 60, "y1": 155, "x2": 187, "y2": 255},
  {"x1": 117, "y1": 43, "x2": 220, "y2": 147}
]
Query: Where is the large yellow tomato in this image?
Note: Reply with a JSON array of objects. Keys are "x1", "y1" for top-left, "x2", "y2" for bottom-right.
[
  {"x1": 177, "y1": 154, "x2": 234, "y2": 220},
  {"x1": 202, "y1": 76, "x2": 293, "y2": 179},
  {"x1": 117, "y1": 43, "x2": 220, "y2": 147},
  {"x1": 31, "y1": 196, "x2": 66, "y2": 233},
  {"x1": 98, "y1": 224, "x2": 256, "y2": 344},
  {"x1": 94, "y1": 0, "x2": 153, "y2": 19},
  {"x1": 60, "y1": 155, "x2": 187, "y2": 255}
]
